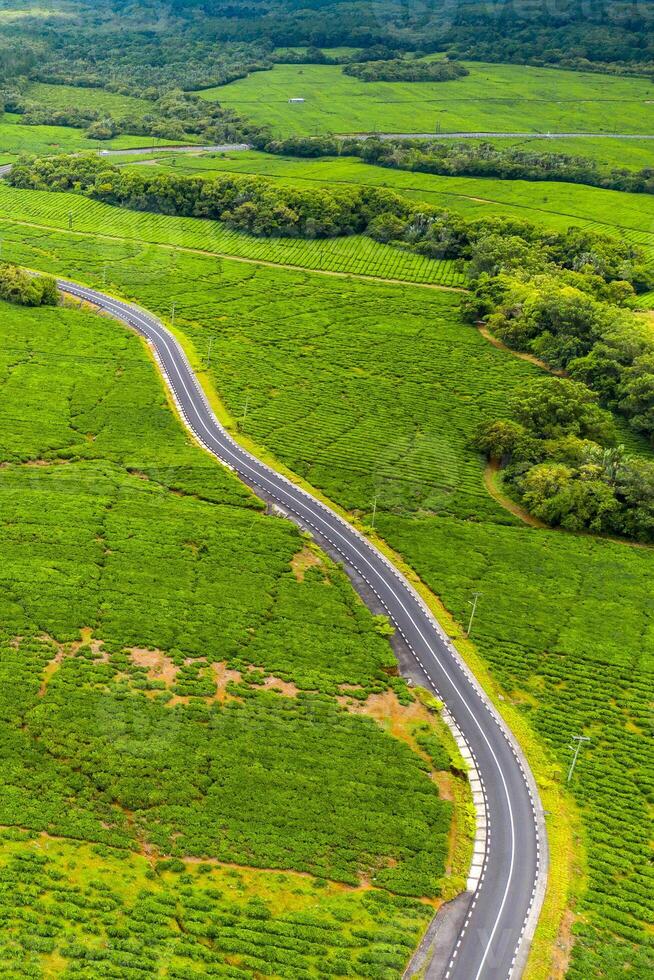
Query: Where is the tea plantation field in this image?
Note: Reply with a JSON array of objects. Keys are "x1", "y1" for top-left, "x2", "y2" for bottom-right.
[
  {"x1": 0, "y1": 182, "x2": 463, "y2": 286},
  {"x1": 24, "y1": 81, "x2": 153, "y2": 119},
  {"x1": 0, "y1": 295, "x2": 466, "y2": 973},
  {"x1": 136, "y1": 150, "x2": 654, "y2": 272},
  {"x1": 1, "y1": 208, "x2": 652, "y2": 975},
  {"x1": 0, "y1": 830, "x2": 434, "y2": 976},
  {"x1": 199, "y1": 61, "x2": 654, "y2": 137}
]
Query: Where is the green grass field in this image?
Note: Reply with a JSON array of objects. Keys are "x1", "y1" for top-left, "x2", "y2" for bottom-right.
[
  {"x1": 131, "y1": 149, "x2": 654, "y2": 271},
  {"x1": 0, "y1": 182, "x2": 465, "y2": 286},
  {"x1": 0, "y1": 292, "x2": 469, "y2": 972},
  {"x1": 197, "y1": 61, "x2": 654, "y2": 137},
  {"x1": 0, "y1": 209, "x2": 649, "y2": 976},
  {"x1": 0, "y1": 4, "x2": 74, "y2": 20},
  {"x1": 24, "y1": 81, "x2": 153, "y2": 119},
  {"x1": 0, "y1": 113, "x2": 182, "y2": 161},
  {"x1": 481, "y1": 135, "x2": 654, "y2": 172}
]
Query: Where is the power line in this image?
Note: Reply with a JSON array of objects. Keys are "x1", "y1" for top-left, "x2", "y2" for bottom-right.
[
  {"x1": 466, "y1": 591, "x2": 482, "y2": 636},
  {"x1": 567, "y1": 735, "x2": 590, "y2": 783}
]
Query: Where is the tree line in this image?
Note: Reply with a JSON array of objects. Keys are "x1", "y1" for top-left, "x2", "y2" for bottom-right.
[
  {"x1": 356, "y1": 138, "x2": 654, "y2": 196},
  {"x1": 259, "y1": 136, "x2": 654, "y2": 198},
  {"x1": 9, "y1": 155, "x2": 651, "y2": 293},
  {"x1": 342, "y1": 59, "x2": 469, "y2": 82}
]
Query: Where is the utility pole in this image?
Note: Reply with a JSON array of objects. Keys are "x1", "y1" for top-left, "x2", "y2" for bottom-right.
[
  {"x1": 466, "y1": 591, "x2": 482, "y2": 636},
  {"x1": 567, "y1": 735, "x2": 590, "y2": 784},
  {"x1": 68, "y1": 210, "x2": 73, "y2": 231},
  {"x1": 371, "y1": 493, "x2": 378, "y2": 529},
  {"x1": 241, "y1": 394, "x2": 249, "y2": 426}
]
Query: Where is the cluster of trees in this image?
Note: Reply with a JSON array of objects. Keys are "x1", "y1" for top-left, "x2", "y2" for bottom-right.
[
  {"x1": 2, "y1": 86, "x2": 262, "y2": 145},
  {"x1": 464, "y1": 223, "x2": 652, "y2": 292},
  {"x1": 1, "y1": 94, "x2": 126, "y2": 140},
  {"x1": 0, "y1": 264, "x2": 57, "y2": 306},
  {"x1": 464, "y1": 223, "x2": 654, "y2": 540},
  {"x1": 476, "y1": 377, "x2": 654, "y2": 541},
  {"x1": 270, "y1": 44, "x2": 399, "y2": 65},
  {"x1": 258, "y1": 134, "x2": 345, "y2": 156},
  {"x1": 343, "y1": 59, "x2": 469, "y2": 82},
  {"x1": 467, "y1": 260, "x2": 654, "y2": 427}
]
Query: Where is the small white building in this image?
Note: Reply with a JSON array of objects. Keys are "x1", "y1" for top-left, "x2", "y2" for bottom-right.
[{"x1": 288, "y1": 97, "x2": 305, "y2": 103}]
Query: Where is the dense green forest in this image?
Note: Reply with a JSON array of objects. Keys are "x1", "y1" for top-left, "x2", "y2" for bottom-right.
[
  {"x1": 168, "y1": 0, "x2": 654, "y2": 73},
  {"x1": 0, "y1": 0, "x2": 651, "y2": 112}
]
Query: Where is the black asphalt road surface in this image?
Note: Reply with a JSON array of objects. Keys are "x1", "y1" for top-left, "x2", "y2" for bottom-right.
[{"x1": 60, "y1": 278, "x2": 545, "y2": 980}]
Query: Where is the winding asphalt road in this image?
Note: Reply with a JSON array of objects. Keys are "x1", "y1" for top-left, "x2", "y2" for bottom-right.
[{"x1": 60, "y1": 277, "x2": 546, "y2": 980}]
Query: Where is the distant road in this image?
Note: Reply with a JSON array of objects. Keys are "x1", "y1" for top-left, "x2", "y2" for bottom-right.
[
  {"x1": 351, "y1": 131, "x2": 654, "y2": 140},
  {"x1": 0, "y1": 145, "x2": 249, "y2": 178},
  {"x1": 97, "y1": 143, "x2": 250, "y2": 156},
  {"x1": 58, "y1": 276, "x2": 547, "y2": 980},
  {"x1": 102, "y1": 133, "x2": 654, "y2": 149}
]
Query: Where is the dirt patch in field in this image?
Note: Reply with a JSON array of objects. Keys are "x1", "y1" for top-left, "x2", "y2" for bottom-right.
[
  {"x1": 212, "y1": 661, "x2": 243, "y2": 701},
  {"x1": 431, "y1": 770, "x2": 454, "y2": 802},
  {"x1": 477, "y1": 322, "x2": 566, "y2": 375},
  {"x1": 129, "y1": 647, "x2": 179, "y2": 685},
  {"x1": 262, "y1": 673, "x2": 299, "y2": 697},
  {"x1": 38, "y1": 628, "x2": 108, "y2": 696},
  {"x1": 551, "y1": 908, "x2": 577, "y2": 977},
  {"x1": 0, "y1": 458, "x2": 72, "y2": 468},
  {"x1": 214, "y1": 662, "x2": 300, "y2": 700},
  {"x1": 343, "y1": 689, "x2": 442, "y2": 767},
  {"x1": 484, "y1": 460, "x2": 547, "y2": 528},
  {"x1": 290, "y1": 544, "x2": 325, "y2": 581}
]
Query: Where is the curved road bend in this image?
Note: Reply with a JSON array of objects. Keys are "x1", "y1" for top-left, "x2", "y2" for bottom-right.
[{"x1": 61, "y1": 278, "x2": 546, "y2": 980}]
